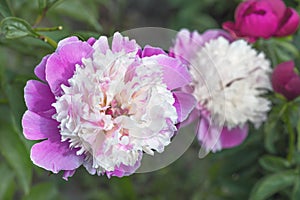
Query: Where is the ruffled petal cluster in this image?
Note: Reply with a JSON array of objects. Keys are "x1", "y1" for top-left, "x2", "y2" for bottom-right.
[
  {"x1": 22, "y1": 33, "x2": 194, "y2": 179},
  {"x1": 171, "y1": 29, "x2": 272, "y2": 152}
]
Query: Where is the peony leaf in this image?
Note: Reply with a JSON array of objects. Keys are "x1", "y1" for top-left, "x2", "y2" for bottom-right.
[
  {"x1": 249, "y1": 170, "x2": 296, "y2": 200},
  {"x1": 38, "y1": 0, "x2": 64, "y2": 11},
  {"x1": 263, "y1": 102, "x2": 287, "y2": 154},
  {"x1": 275, "y1": 39, "x2": 299, "y2": 58},
  {"x1": 23, "y1": 182, "x2": 58, "y2": 200},
  {"x1": 259, "y1": 155, "x2": 291, "y2": 173},
  {"x1": 292, "y1": 176, "x2": 300, "y2": 200},
  {"x1": 38, "y1": 0, "x2": 47, "y2": 10},
  {"x1": 0, "y1": 163, "x2": 15, "y2": 200},
  {"x1": 296, "y1": 116, "x2": 300, "y2": 153},
  {"x1": 0, "y1": 17, "x2": 38, "y2": 39},
  {"x1": 0, "y1": 0, "x2": 13, "y2": 17},
  {"x1": 0, "y1": 106, "x2": 32, "y2": 195},
  {"x1": 264, "y1": 120, "x2": 280, "y2": 154},
  {"x1": 53, "y1": 0, "x2": 102, "y2": 32}
]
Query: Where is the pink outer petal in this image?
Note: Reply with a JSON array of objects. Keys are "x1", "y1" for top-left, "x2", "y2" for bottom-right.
[
  {"x1": 112, "y1": 32, "x2": 140, "y2": 53},
  {"x1": 202, "y1": 29, "x2": 233, "y2": 43},
  {"x1": 92, "y1": 36, "x2": 110, "y2": 54},
  {"x1": 24, "y1": 80, "x2": 55, "y2": 116},
  {"x1": 46, "y1": 41, "x2": 94, "y2": 96},
  {"x1": 170, "y1": 29, "x2": 233, "y2": 63},
  {"x1": 106, "y1": 153, "x2": 142, "y2": 178},
  {"x1": 275, "y1": 8, "x2": 300, "y2": 37},
  {"x1": 180, "y1": 108, "x2": 200, "y2": 127},
  {"x1": 87, "y1": 37, "x2": 96, "y2": 46},
  {"x1": 170, "y1": 29, "x2": 204, "y2": 63},
  {"x1": 173, "y1": 91, "x2": 196, "y2": 123},
  {"x1": 220, "y1": 125, "x2": 248, "y2": 149},
  {"x1": 197, "y1": 116, "x2": 248, "y2": 152},
  {"x1": 34, "y1": 55, "x2": 50, "y2": 82},
  {"x1": 63, "y1": 170, "x2": 76, "y2": 181},
  {"x1": 197, "y1": 117, "x2": 221, "y2": 152},
  {"x1": 155, "y1": 55, "x2": 192, "y2": 90},
  {"x1": 141, "y1": 45, "x2": 167, "y2": 57},
  {"x1": 31, "y1": 139, "x2": 84, "y2": 173},
  {"x1": 22, "y1": 110, "x2": 59, "y2": 140},
  {"x1": 57, "y1": 36, "x2": 80, "y2": 50}
]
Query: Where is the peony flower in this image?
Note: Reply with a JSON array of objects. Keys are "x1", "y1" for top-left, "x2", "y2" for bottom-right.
[
  {"x1": 272, "y1": 61, "x2": 300, "y2": 101},
  {"x1": 22, "y1": 32, "x2": 195, "y2": 179},
  {"x1": 171, "y1": 29, "x2": 272, "y2": 152},
  {"x1": 222, "y1": 0, "x2": 300, "y2": 43}
]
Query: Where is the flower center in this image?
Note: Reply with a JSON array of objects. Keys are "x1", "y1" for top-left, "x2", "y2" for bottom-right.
[{"x1": 104, "y1": 99, "x2": 129, "y2": 118}]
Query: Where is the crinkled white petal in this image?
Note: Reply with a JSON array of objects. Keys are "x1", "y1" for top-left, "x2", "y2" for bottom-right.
[
  {"x1": 52, "y1": 47, "x2": 177, "y2": 173},
  {"x1": 189, "y1": 37, "x2": 272, "y2": 128}
]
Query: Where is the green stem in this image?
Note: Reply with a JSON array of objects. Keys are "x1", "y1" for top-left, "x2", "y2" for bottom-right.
[
  {"x1": 297, "y1": 110, "x2": 300, "y2": 151},
  {"x1": 33, "y1": 8, "x2": 47, "y2": 26},
  {"x1": 37, "y1": 34, "x2": 57, "y2": 49},
  {"x1": 0, "y1": 98, "x2": 8, "y2": 104},
  {"x1": 33, "y1": 26, "x2": 63, "y2": 32},
  {"x1": 287, "y1": 115, "x2": 295, "y2": 163}
]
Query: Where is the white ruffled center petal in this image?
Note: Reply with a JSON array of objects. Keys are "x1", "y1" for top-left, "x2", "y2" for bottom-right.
[{"x1": 53, "y1": 48, "x2": 178, "y2": 174}]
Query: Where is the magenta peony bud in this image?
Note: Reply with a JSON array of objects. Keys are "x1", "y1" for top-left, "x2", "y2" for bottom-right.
[
  {"x1": 223, "y1": 0, "x2": 300, "y2": 42},
  {"x1": 272, "y1": 61, "x2": 300, "y2": 101}
]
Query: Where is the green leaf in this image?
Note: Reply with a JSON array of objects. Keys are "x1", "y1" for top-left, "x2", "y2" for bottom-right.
[
  {"x1": 292, "y1": 176, "x2": 300, "y2": 200},
  {"x1": 275, "y1": 40, "x2": 299, "y2": 57},
  {"x1": 259, "y1": 155, "x2": 291, "y2": 172},
  {"x1": 0, "y1": 163, "x2": 15, "y2": 200},
  {"x1": 47, "y1": 0, "x2": 64, "y2": 8},
  {"x1": 249, "y1": 170, "x2": 296, "y2": 200},
  {"x1": 0, "y1": 0, "x2": 13, "y2": 17},
  {"x1": 0, "y1": 110, "x2": 32, "y2": 194},
  {"x1": 53, "y1": 0, "x2": 102, "y2": 31},
  {"x1": 38, "y1": 0, "x2": 64, "y2": 11},
  {"x1": 264, "y1": 121, "x2": 280, "y2": 154},
  {"x1": 275, "y1": 47, "x2": 294, "y2": 62},
  {"x1": 38, "y1": 0, "x2": 47, "y2": 10},
  {"x1": 111, "y1": 177, "x2": 137, "y2": 200},
  {"x1": 293, "y1": 96, "x2": 300, "y2": 105},
  {"x1": 0, "y1": 17, "x2": 38, "y2": 39},
  {"x1": 5, "y1": 81, "x2": 27, "y2": 131},
  {"x1": 264, "y1": 102, "x2": 287, "y2": 153},
  {"x1": 265, "y1": 39, "x2": 279, "y2": 66},
  {"x1": 297, "y1": 117, "x2": 300, "y2": 151},
  {"x1": 23, "y1": 182, "x2": 58, "y2": 200}
]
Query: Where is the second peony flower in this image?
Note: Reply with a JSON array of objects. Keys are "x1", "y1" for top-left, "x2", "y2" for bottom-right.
[{"x1": 171, "y1": 29, "x2": 272, "y2": 153}]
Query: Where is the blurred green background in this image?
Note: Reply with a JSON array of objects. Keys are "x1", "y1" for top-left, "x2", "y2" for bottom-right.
[{"x1": 0, "y1": 0, "x2": 300, "y2": 199}]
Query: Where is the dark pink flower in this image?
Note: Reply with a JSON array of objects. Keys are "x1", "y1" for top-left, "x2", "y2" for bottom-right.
[
  {"x1": 223, "y1": 0, "x2": 300, "y2": 42},
  {"x1": 272, "y1": 61, "x2": 300, "y2": 100}
]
